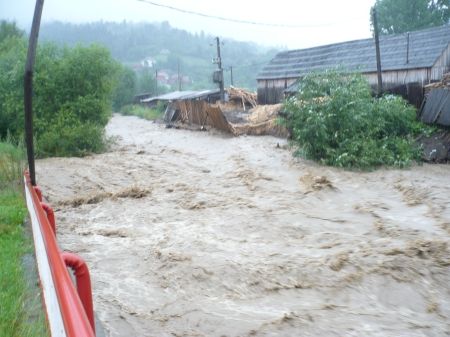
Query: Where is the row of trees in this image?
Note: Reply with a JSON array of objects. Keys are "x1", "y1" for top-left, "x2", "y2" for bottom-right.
[
  {"x1": 373, "y1": 0, "x2": 450, "y2": 34},
  {"x1": 0, "y1": 21, "x2": 138, "y2": 157}
]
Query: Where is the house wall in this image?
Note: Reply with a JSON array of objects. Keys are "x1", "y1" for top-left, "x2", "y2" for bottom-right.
[
  {"x1": 364, "y1": 68, "x2": 431, "y2": 88},
  {"x1": 258, "y1": 68, "x2": 432, "y2": 104},
  {"x1": 431, "y1": 43, "x2": 450, "y2": 81},
  {"x1": 257, "y1": 78, "x2": 296, "y2": 104}
]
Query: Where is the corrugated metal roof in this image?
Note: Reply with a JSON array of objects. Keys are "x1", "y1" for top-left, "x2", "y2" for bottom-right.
[
  {"x1": 141, "y1": 89, "x2": 220, "y2": 103},
  {"x1": 257, "y1": 24, "x2": 450, "y2": 80}
]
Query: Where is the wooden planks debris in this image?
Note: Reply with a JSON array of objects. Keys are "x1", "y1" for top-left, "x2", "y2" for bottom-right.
[
  {"x1": 424, "y1": 72, "x2": 450, "y2": 94},
  {"x1": 164, "y1": 99, "x2": 288, "y2": 137},
  {"x1": 168, "y1": 100, "x2": 235, "y2": 133},
  {"x1": 227, "y1": 86, "x2": 257, "y2": 110}
]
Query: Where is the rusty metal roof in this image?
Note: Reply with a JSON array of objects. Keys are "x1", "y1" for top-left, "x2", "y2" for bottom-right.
[{"x1": 258, "y1": 24, "x2": 450, "y2": 80}]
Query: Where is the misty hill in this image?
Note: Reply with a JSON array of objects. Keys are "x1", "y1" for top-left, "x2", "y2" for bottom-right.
[{"x1": 39, "y1": 21, "x2": 281, "y2": 90}]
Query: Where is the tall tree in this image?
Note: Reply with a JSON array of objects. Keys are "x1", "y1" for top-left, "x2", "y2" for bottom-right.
[
  {"x1": 137, "y1": 69, "x2": 156, "y2": 95},
  {"x1": 112, "y1": 65, "x2": 137, "y2": 110},
  {"x1": 0, "y1": 20, "x2": 23, "y2": 44},
  {"x1": 372, "y1": 0, "x2": 450, "y2": 34}
]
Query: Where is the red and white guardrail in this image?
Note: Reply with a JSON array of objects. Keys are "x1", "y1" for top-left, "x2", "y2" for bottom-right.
[{"x1": 24, "y1": 171, "x2": 95, "y2": 337}]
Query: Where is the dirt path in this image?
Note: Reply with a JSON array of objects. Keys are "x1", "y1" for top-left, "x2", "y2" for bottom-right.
[{"x1": 37, "y1": 115, "x2": 450, "y2": 337}]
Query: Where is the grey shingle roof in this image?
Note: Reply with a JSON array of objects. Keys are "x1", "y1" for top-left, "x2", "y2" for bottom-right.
[{"x1": 257, "y1": 24, "x2": 450, "y2": 80}]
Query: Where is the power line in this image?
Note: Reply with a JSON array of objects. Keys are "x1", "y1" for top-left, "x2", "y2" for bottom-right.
[
  {"x1": 229, "y1": 61, "x2": 272, "y2": 69},
  {"x1": 136, "y1": 0, "x2": 362, "y2": 28}
]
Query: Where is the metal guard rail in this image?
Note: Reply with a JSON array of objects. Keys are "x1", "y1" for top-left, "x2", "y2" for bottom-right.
[{"x1": 24, "y1": 171, "x2": 95, "y2": 337}]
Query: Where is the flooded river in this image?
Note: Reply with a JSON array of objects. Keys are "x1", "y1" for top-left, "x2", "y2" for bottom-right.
[{"x1": 37, "y1": 114, "x2": 450, "y2": 336}]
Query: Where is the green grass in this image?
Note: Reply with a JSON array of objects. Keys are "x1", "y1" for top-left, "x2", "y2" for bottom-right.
[
  {"x1": 0, "y1": 141, "x2": 48, "y2": 337},
  {"x1": 120, "y1": 103, "x2": 165, "y2": 121},
  {"x1": 0, "y1": 141, "x2": 24, "y2": 189}
]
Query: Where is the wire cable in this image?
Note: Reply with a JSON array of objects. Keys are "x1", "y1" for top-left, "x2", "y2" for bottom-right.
[{"x1": 136, "y1": 0, "x2": 363, "y2": 28}]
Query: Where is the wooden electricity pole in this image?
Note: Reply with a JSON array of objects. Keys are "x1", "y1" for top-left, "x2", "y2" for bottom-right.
[
  {"x1": 155, "y1": 69, "x2": 158, "y2": 95},
  {"x1": 24, "y1": 0, "x2": 44, "y2": 186},
  {"x1": 215, "y1": 37, "x2": 225, "y2": 101},
  {"x1": 177, "y1": 59, "x2": 182, "y2": 91},
  {"x1": 372, "y1": 7, "x2": 383, "y2": 97},
  {"x1": 230, "y1": 66, "x2": 234, "y2": 86}
]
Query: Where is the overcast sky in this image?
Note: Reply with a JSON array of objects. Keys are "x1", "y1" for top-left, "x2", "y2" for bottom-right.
[{"x1": 1, "y1": 0, "x2": 376, "y2": 49}]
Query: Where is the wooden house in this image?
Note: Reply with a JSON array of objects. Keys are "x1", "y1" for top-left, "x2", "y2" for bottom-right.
[{"x1": 257, "y1": 24, "x2": 450, "y2": 104}]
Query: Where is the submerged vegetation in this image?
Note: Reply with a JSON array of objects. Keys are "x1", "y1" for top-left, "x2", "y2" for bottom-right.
[{"x1": 282, "y1": 70, "x2": 431, "y2": 169}]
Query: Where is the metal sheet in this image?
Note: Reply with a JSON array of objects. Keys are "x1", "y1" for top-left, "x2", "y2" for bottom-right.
[
  {"x1": 141, "y1": 89, "x2": 220, "y2": 103},
  {"x1": 437, "y1": 95, "x2": 450, "y2": 126},
  {"x1": 420, "y1": 88, "x2": 450, "y2": 124}
]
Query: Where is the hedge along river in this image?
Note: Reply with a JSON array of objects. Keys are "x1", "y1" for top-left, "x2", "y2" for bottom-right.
[{"x1": 37, "y1": 114, "x2": 450, "y2": 337}]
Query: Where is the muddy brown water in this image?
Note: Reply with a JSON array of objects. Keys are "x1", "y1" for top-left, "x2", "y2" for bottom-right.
[{"x1": 37, "y1": 114, "x2": 450, "y2": 337}]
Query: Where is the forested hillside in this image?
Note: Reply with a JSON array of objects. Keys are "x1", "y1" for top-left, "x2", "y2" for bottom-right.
[{"x1": 39, "y1": 21, "x2": 280, "y2": 90}]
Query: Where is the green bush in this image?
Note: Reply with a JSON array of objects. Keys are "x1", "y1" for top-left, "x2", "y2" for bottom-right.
[
  {"x1": 36, "y1": 111, "x2": 106, "y2": 157},
  {"x1": 0, "y1": 21, "x2": 118, "y2": 157},
  {"x1": 282, "y1": 70, "x2": 425, "y2": 169}
]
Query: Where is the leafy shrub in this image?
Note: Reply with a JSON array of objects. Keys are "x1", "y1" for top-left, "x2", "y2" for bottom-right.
[
  {"x1": 282, "y1": 70, "x2": 425, "y2": 169},
  {"x1": 36, "y1": 110, "x2": 106, "y2": 157},
  {"x1": 0, "y1": 23, "x2": 118, "y2": 157}
]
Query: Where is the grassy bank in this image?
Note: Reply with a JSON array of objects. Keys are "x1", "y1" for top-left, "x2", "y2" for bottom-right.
[
  {"x1": 0, "y1": 142, "x2": 48, "y2": 337},
  {"x1": 120, "y1": 103, "x2": 165, "y2": 121}
]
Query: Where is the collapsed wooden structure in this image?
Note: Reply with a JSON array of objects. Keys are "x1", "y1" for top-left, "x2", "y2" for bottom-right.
[
  {"x1": 165, "y1": 100, "x2": 234, "y2": 133},
  {"x1": 227, "y1": 86, "x2": 257, "y2": 110},
  {"x1": 138, "y1": 87, "x2": 287, "y2": 137},
  {"x1": 160, "y1": 93, "x2": 287, "y2": 137}
]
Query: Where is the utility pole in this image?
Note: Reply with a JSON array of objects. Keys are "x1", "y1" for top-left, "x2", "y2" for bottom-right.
[
  {"x1": 372, "y1": 7, "x2": 383, "y2": 97},
  {"x1": 177, "y1": 59, "x2": 181, "y2": 91},
  {"x1": 155, "y1": 69, "x2": 158, "y2": 95},
  {"x1": 230, "y1": 66, "x2": 234, "y2": 86},
  {"x1": 215, "y1": 37, "x2": 225, "y2": 101},
  {"x1": 24, "y1": 0, "x2": 44, "y2": 186},
  {"x1": 406, "y1": 32, "x2": 410, "y2": 64}
]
